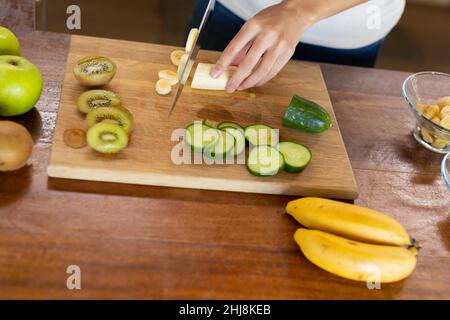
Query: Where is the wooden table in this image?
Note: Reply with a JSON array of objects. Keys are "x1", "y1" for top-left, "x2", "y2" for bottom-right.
[{"x1": 0, "y1": 31, "x2": 449, "y2": 299}]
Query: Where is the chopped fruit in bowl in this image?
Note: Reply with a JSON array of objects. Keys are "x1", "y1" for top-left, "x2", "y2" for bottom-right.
[{"x1": 402, "y1": 72, "x2": 450, "y2": 153}]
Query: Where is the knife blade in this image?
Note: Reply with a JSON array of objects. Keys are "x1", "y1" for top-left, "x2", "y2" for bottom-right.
[{"x1": 167, "y1": 0, "x2": 216, "y2": 117}]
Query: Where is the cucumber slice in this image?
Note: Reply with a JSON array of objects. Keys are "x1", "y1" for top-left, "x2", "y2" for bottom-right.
[
  {"x1": 202, "y1": 119, "x2": 218, "y2": 128},
  {"x1": 244, "y1": 124, "x2": 278, "y2": 146},
  {"x1": 204, "y1": 129, "x2": 235, "y2": 158},
  {"x1": 246, "y1": 145, "x2": 285, "y2": 176},
  {"x1": 185, "y1": 122, "x2": 220, "y2": 152},
  {"x1": 278, "y1": 141, "x2": 312, "y2": 173},
  {"x1": 217, "y1": 121, "x2": 243, "y2": 130},
  {"x1": 221, "y1": 127, "x2": 246, "y2": 156},
  {"x1": 283, "y1": 95, "x2": 332, "y2": 133}
]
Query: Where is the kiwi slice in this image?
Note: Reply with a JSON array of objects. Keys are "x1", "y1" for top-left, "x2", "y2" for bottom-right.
[
  {"x1": 86, "y1": 106, "x2": 133, "y2": 134},
  {"x1": 63, "y1": 128, "x2": 87, "y2": 149},
  {"x1": 74, "y1": 56, "x2": 117, "y2": 87},
  {"x1": 87, "y1": 122, "x2": 128, "y2": 154},
  {"x1": 77, "y1": 90, "x2": 121, "y2": 114}
]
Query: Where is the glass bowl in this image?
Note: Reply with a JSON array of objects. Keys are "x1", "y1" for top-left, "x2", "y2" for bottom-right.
[
  {"x1": 402, "y1": 71, "x2": 450, "y2": 153},
  {"x1": 442, "y1": 153, "x2": 450, "y2": 190}
]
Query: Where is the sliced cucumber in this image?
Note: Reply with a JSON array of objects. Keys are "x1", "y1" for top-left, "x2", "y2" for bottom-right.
[
  {"x1": 217, "y1": 121, "x2": 243, "y2": 130},
  {"x1": 278, "y1": 141, "x2": 312, "y2": 173},
  {"x1": 244, "y1": 124, "x2": 278, "y2": 146},
  {"x1": 185, "y1": 122, "x2": 220, "y2": 152},
  {"x1": 204, "y1": 129, "x2": 235, "y2": 158},
  {"x1": 221, "y1": 127, "x2": 246, "y2": 157},
  {"x1": 246, "y1": 145, "x2": 285, "y2": 176},
  {"x1": 202, "y1": 119, "x2": 218, "y2": 128}
]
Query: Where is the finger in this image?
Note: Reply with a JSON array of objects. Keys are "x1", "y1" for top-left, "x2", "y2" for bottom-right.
[
  {"x1": 210, "y1": 23, "x2": 259, "y2": 78},
  {"x1": 237, "y1": 44, "x2": 285, "y2": 91},
  {"x1": 231, "y1": 42, "x2": 252, "y2": 66},
  {"x1": 226, "y1": 36, "x2": 272, "y2": 93},
  {"x1": 255, "y1": 48, "x2": 294, "y2": 87}
]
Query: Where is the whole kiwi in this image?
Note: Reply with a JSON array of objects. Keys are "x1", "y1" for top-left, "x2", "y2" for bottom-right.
[
  {"x1": 86, "y1": 106, "x2": 134, "y2": 134},
  {"x1": 73, "y1": 56, "x2": 117, "y2": 87},
  {"x1": 87, "y1": 122, "x2": 128, "y2": 154},
  {"x1": 77, "y1": 89, "x2": 121, "y2": 114},
  {"x1": 0, "y1": 121, "x2": 33, "y2": 171}
]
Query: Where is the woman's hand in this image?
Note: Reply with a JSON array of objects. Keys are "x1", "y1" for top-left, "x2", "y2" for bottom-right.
[{"x1": 210, "y1": 1, "x2": 316, "y2": 93}]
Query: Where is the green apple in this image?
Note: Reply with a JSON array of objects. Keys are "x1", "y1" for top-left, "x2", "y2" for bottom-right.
[
  {"x1": 0, "y1": 55, "x2": 43, "y2": 116},
  {"x1": 0, "y1": 26, "x2": 21, "y2": 56}
]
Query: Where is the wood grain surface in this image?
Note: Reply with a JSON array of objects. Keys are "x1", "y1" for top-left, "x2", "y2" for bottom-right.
[
  {"x1": 47, "y1": 35, "x2": 357, "y2": 199},
  {"x1": 0, "y1": 31, "x2": 449, "y2": 299}
]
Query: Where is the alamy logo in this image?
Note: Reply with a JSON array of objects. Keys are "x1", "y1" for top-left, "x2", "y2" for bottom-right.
[
  {"x1": 66, "y1": 5, "x2": 81, "y2": 30},
  {"x1": 170, "y1": 122, "x2": 281, "y2": 176},
  {"x1": 366, "y1": 265, "x2": 381, "y2": 290},
  {"x1": 66, "y1": 265, "x2": 81, "y2": 290},
  {"x1": 366, "y1": 5, "x2": 381, "y2": 30}
]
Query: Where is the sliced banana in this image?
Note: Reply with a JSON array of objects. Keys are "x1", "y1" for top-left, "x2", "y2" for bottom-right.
[
  {"x1": 170, "y1": 50, "x2": 185, "y2": 66},
  {"x1": 155, "y1": 79, "x2": 172, "y2": 95},
  {"x1": 440, "y1": 106, "x2": 450, "y2": 119},
  {"x1": 158, "y1": 69, "x2": 179, "y2": 86},
  {"x1": 185, "y1": 28, "x2": 199, "y2": 53},
  {"x1": 432, "y1": 138, "x2": 448, "y2": 149},
  {"x1": 431, "y1": 116, "x2": 441, "y2": 125},
  {"x1": 423, "y1": 104, "x2": 439, "y2": 120},
  {"x1": 437, "y1": 96, "x2": 450, "y2": 109},
  {"x1": 416, "y1": 103, "x2": 427, "y2": 114},
  {"x1": 440, "y1": 115, "x2": 450, "y2": 130},
  {"x1": 421, "y1": 127, "x2": 435, "y2": 144}
]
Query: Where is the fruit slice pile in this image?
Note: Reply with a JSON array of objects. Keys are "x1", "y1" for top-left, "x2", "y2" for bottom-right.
[
  {"x1": 286, "y1": 197, "x2": 418, "y2": 283},
  {"x1": 185, "y1": 120, "x2": 312, "y2": 177},
  {"x1": 154, "y1": 29, "x2": 200, "y2": 96},
  {"x1": 67, "y1": 56, "x2": 134, "y2": 154},
  {"x1": 156, "y1": 28, "x2": 235, "y2": 95},
  {"x1": 417, "y1": 96, "x2": 450, "y2": 149}
]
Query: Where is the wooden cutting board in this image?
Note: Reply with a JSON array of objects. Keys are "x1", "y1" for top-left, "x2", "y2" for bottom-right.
[{"x1": 47, "y1": 35, "x2": 358, "y2": 199}]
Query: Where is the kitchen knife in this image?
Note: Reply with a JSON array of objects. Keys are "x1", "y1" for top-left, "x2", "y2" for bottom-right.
[{"x1": 167, "y1": 0, "x2": 216, "y2": 117}]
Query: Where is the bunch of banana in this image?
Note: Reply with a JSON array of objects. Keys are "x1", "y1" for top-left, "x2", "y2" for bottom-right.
[{"x1": 286, "y1": 197, "x2": 419, "y2": 283}]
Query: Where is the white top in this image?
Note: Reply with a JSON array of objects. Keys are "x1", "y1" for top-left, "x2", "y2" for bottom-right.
[{"x1": 217, "y1": 0, "x2": 405, "y2": 49}]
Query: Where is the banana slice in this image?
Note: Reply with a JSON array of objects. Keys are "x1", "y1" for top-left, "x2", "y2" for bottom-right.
[
  {"x1": 416, "y1": 103, "x2": 427, "y2": 114},
  {"x1": 185, "y1": 28, "x2": 199, "y2": 53},
  {"x1": 170, "y1": 50, "x2": 185, "y2": 66},
  {"x1": 423, "y1": 104, "x2": 440, "y2": 120},
  {"x1": 437, "y1": 96, "x2": 450, "y2": 109},
  {"x1": 158, "y1": 69, "x2": 178, "y2": 86},
  {"x1": 440, "y1": 115, "x2": 450, "y2": 130},
  {"x1": 432, "y1": 138, "x2": 448, "y2": 149},
  {"x1": 421, "y1": 127, "x2": 434, "y2": 144},
  {"x1": 155, "y1": 79, "x2": 172, "y2": 95},
  {"x1": 440, "y1": 106, "x2": 450, "y2": 119},
  {"x1": 431, "y1": 116, "x2": 441, "y2": 125}
]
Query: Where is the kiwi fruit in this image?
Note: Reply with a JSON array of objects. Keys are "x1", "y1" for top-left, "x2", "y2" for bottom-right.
[
  {"x1": 73, "y1": 56, "x2": 117, "y2": 87},
  {"x1": 77, "y1": 89, "x2": 121, "y2": 114},
  {"x1": 63, "y1": 128, "x2": 87, "y2": 149},
  {"x1": 86, "y1": 106, "x2": 133, "y2": 134},
  {"x1": 87, "y1": 122, "x2": 128, "y2": 154},
  {"x1": 0, "y1": 121, "x2": 33, "y2": 171}
]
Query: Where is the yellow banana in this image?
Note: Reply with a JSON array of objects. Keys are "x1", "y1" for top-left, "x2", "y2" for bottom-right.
[
  {"x1": 294, "y1": 228, "x2": 417, "y2": 283},
  {"x1": 286, "y1": 197, "x2": 412, "y2": 246},
  {"x1": 170, "y1": 50, "x2": 185, "y2": 66}
]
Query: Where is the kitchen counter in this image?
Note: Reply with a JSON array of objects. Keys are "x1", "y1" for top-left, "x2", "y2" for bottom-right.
[{"x1": 0, "y1": 31, "x2": 449, "y2": 299}]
